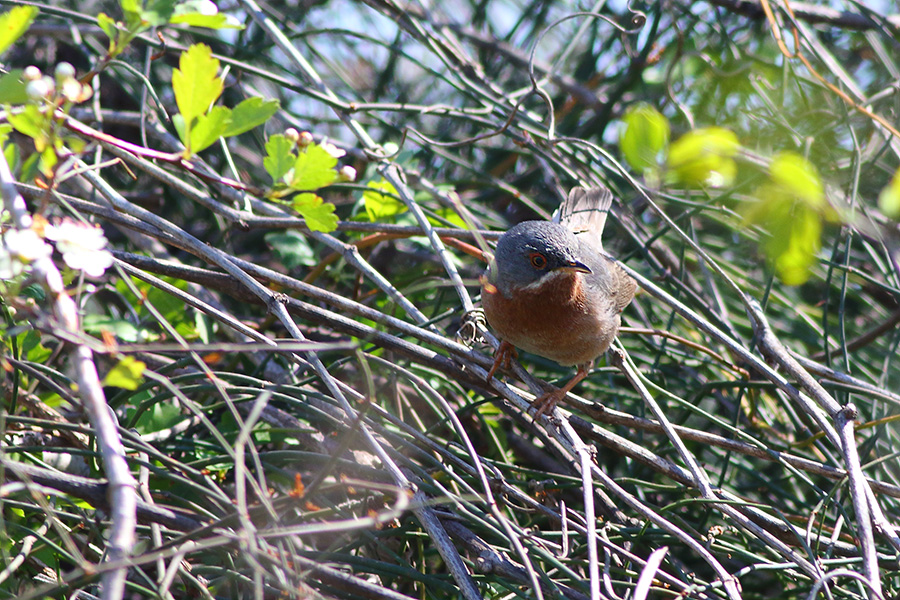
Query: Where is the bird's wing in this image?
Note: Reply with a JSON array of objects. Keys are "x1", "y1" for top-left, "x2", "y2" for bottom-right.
[{"x1": 553, "y1": 186, "x2": 612, "y2": 252}]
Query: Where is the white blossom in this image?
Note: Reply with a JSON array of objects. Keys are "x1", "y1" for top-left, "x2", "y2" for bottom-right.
[
  {"x1": 320, "y1": 141, "x2": 346, "y2": 159},
  {"x1": 46, "y1": 220, "x2": 114, "y2": 278},
  {"x1": 0, "y1": 228, "x2": 52, "y2": 278}
]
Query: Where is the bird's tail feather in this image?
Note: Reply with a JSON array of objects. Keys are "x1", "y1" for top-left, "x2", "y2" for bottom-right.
[{"x1": 553, "y1": 186, "x2": 612, "y2": 251}]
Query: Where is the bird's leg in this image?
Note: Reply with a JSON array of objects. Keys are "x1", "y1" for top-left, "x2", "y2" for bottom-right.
[
  {"x1": 487, "y1": 340, "x2": 517, "y2": 382},
  {"x1": 532, "y1": 363, "x2": 591, "y2": 419}
]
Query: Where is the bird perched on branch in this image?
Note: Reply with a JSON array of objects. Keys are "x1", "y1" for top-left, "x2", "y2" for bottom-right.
[{"x1": 480, "y1": 185, "x2": 637, "y2": 416}]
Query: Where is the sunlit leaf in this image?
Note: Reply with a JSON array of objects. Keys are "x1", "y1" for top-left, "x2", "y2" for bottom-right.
[
  {"x1": 620, "y1": 103, "x2": 669, "y2": 173},
  {"x1": 0, "y1": 6, "x2": 38, "y2": 56},
  {"x1": 769, "y1": 152, "x2": 823, "y2": 208},
  {"x1": 291, "y1": 143, "x2": 338, "y2": 190},
  {"x1": 878, "y1": 167, "x2": 900, "y2": 219},
  {"x1": 667, "y1": 127, "x2": 739, "y2": 187},
  {"x1": 189, "y1": 105, "x2": 231, "y2": 154},
  {"x1": 744, "y1": 153, "x2": 827, "y2": 285},
  {"x1": 224, "y1": 97, "x2": 279, "y2": 137},
  {"x1": 103, "y1": 356, "x2": 146, "y2": 390},
  {"x1": 292, "y1": 193, "x2": 338, "y2": 232},
  {"x1": 8, "y1": 104, "x2": 45, "y2": 139},
  {"x1": 172, "y1": 43, "x2": 223, "y2": 124}
]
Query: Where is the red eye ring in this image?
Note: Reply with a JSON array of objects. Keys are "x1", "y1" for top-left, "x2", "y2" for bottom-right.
[{"x1": 529, "y1": 253, "x2": 547, "y2": 269}]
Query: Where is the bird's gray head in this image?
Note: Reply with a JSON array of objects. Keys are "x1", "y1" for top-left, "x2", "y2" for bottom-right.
[{"x1": 487, "y1": 221, "x2": 591, "y2": 295}]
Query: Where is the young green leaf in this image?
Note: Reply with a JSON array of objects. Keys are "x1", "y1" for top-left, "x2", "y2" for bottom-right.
[
  {"x1": 292, "y1": 193, "x2": 338, "y2": 232},
  {"x1": 620, "y1": 104, "x2": 669, "y2": 173},
  {"x1": 0, "y1": 70, "x2": 27, "y2": 104},
  {"x1": 172, "y1": 43, "x2": 224, "y2": 125},
  {"x1": 363, "y1": 178, "x2": 406, "y2": 221},
  {"x1": 879, "y1": 168, "x2": 900, "y2": 219},
  {"x1": 8, "y1": 105, "x2": 46, "y2": 141},
  {"x1": 667, "y1": 127, "x2": 739, "y2": 187},
  {"x1": 769, "y1": 151, "x2": 824, "y2": 208},
  {"x1": 264, "y1": 134, "x2": 295, "y2": 183},
  {"x1": 189, "y1": 105, "x2": 232, "y2": 154},
  {"x1": 743, "y1": 152, "x2": 826, "y2": 285},
  {"x1": 0, "y1": 6, "x2": 39, "y2": 56},
  {"x1": 224, "y1": 97, "x2": 279, "y2": 137},
  {"x1": 103, "y1": 356, "x2": 146, "y2": 390},
  {"x1": 291, "y1": 144, "x2": 338, "y2": 190}
]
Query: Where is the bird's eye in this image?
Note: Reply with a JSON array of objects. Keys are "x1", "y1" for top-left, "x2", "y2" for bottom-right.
[{"x1": 529, "y1": 253, "x2": 547, "y2": 269}]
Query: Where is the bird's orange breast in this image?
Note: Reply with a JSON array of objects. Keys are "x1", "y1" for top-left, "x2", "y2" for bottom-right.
[{"x1": 482, "y1": 272, "x2": 617, "y2": 367}]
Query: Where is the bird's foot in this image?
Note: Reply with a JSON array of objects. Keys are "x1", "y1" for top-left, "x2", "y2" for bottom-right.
[
  {"x1": 487, "y1": 340, "x2": 517, "y2": 382},
  {"x1": 531, "y1": 389, "x2": 566, "y2": 420},
  {"x1": 530, "y1": 363, "x2": 592, "y2": 419}
]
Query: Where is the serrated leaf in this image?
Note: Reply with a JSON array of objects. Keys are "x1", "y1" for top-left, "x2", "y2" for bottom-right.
[
  {"x1": 879, "y1": 168, "x2": 900, "y2": 220},
  {"x1": 667, "y1": 127, "x2": 739, "y2": 187},
  {"x1": 0, "y1": 70, "x2": 26, "y2": 104},
  {"x1": 292, "y1": 193, "x2": 338, "y2": 232},
  {"x1": 264, "y1": 134, "x2": 295, "y2": 182},
  {"x1": 620, "y1": 103, "x2": 669, "y2": 172},
  {"x1": 224, "y1": 97, "x2": 279, "y2": 137},
  {"x1": 172, "y1": 43, "x2": 223, "y2": 124},
  {"x1": 363, "y1": 178, "x2": 405, "y2": 221},
  {"x1": 188, "y1": 105, "x2": 231, "y2": 154},
  {"x1": 103, "y1": 356, "x2": 146, "y2": 390},
  {"x1": 0, "y1": 6, "x2": 38, "y2": 56},
  {"x1": 291, "y1": 144, "x2": 338, "y2": 191}
]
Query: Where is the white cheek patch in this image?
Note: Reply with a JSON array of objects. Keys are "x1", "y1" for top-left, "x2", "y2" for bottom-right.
[{"x1": 520, "y1": 268, "x2": 568, "y2": 292}]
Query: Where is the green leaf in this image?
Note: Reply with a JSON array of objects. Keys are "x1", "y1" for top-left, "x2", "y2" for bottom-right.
[
  {"x1": 0, "y1": 70, "x2": 27, "y2": 104},
  {"x1": 290, "y1": 143, "x2": 338, "y2": 191},
  {"x1": 879, "y1": 168, "x2": 900, "y2": 219},
  {"x1": 171, "y1": 12, "x2": 243, "y2": 29},
  {"x1": 172, "y1": 113, "x2": 187, "y2": 146},
  {"x1": 141, "y1": 0, "x2": 178, "y2": 27},
  {"x1": 224, "y1": 97, "x2": 279, "y2": 137},
  {"x1": 131, "y1": 400, "x2": 182, "y2": 434},
  {"x1": 667, "y1": 127, "x2": 739, "y2": 187},
  {"x1": 172, "y1": 43, "x2": 223, "y2": 124},
  {"x1": 188, "y1": 105, "x2": 231, "y2": 154},
  {"x1": 264, "y1": 134, "x2": 295, "y2": 183},
  {"x1": 0, "y1": 6, "x2": 38, "y2": 56},
  {"x1": 8, "y1": 105, "x2": 45, "y2": 139},
  {"x1": 17, "y1": 329, "x2": 51, "y2": 364},
  {"x1": 290, "y1": 144, "x2": 339, "y2": 191},
  {"x1": 620, "y1": 103, "x2": 669, "y2": 173},
  {"x1": 97, "y1": 13, "x2": 118, "y2": 45},
  {"x1": 103, "y1": 356, "x2": 146, "y2": 390},
  {"x1": 743, "y1": 153, "x2": 826, "y2": 286},
  {"x1": 363, "y1": 178, "x2": 405, "y2": 221},
  {"x1": 769, "y1": 152, "x2": 823, "y2": 208},
  {"x1": 292, "y1": 193, "x2": 338, "y2": 232},
  {"x1": 265, "y1": 230, "x2": 317, "y2": 269}
]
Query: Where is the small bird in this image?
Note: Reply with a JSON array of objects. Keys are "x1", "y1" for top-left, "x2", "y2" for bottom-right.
[{"x1": 480, "y1": 185, "x2": 637, "y2": 416}]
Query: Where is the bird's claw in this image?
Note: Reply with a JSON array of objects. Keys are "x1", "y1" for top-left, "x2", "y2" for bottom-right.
[{"x1": 487, "y1": 340, "x2": 517, "y2": 382}]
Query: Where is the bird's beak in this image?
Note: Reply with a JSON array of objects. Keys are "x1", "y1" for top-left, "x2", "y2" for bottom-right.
[{"x1": 555, "y1": 260, "x2": 591, "y2": 274}]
